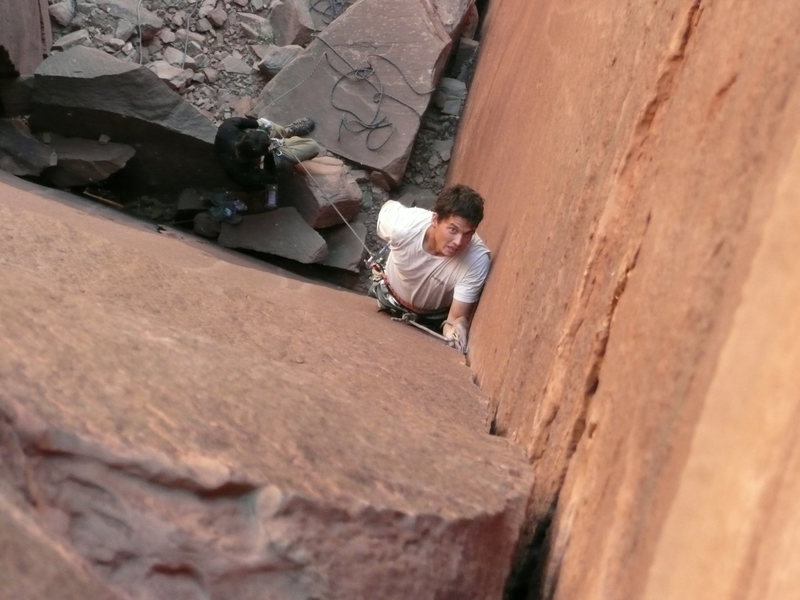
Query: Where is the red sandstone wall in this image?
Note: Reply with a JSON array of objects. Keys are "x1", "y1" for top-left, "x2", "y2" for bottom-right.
[
  {"x1": 450, "y1": 0, "x2": 800, "y2": 598},
  {"x1": 0, "y1": 0, "x2": 50, "y2": 76}
]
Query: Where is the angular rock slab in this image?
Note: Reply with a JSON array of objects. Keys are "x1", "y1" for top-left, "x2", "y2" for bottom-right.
[
  {"x1": 255, "y1": 0, "x2": 452, "y2": 186},
  {"x1": 0, "y1": 0, "x2": 51, "y2": 76},
  {"x1": 319, "y1": 218, "x2": 368, "y2": 272},
  {"x1": 283, "y1": 155, "x2": 362, "y2": 229},
  {"x1": 269, "y1": 0, "x2": 315, "y2": 46},
  {"x1": 0, "y1": 489, "x2": 117, "y2": 600},
  {"x1": 0, "y1": 172, "x2": 534, "y2": 600},
  {"x1": 432, "y1": 0, "x2": 478, "y2": 36},
  {"x1": 0, "y1": 118, "x2": 56, "y2": 176},
  {"x1": 218, "y1": 206, "x2": 328, "y2": 263},
  {"x1": 44, "y1": 133, "x2": 136, "y2": 187},
  {"x1": 29, "y1": 46, "x2": 229, "y2": 194}
]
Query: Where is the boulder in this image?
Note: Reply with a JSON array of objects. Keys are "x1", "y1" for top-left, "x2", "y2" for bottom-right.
[
  {"x1": 0, "y1": 489, "x2": 117, "y2": 600},
  {"x1": 237, "y1": 12, "x2": 272, "y2": 40},
  {"x1": 269, "y1": 0, "x2": 315, "y2": 46},
  {"x1": 28, "y1": 46, "x2": 230, "y2": 195},
  {"x1": 43, "y1": 133, "x2": 136, "y2": 188},
  {"x1": 0, "y1": 0, "x2": 51, "y2": 76},
  {"x1": 447, "y1": 36, "x2": 480, "y2": 86},
  {"x1": 0, "y1": 119, "x2": 56, "y2": 176},
  {"x1": 319, "y1": 218, "x2": 368, "y2": 272},
  {"x1": 308, "y1": 0, "x2": 354, "y2": 30},
  {"x1": 254, "y1": 0, "x2": 452, "y2": 186},
  {"x1": 0, "y1": 76, "x2": 34, "y2": 117},
  {"x1": 431, "y1": 0, "x2": 478, "y2": 36},
  {"x1": 0, "y1": 171, "x2": 534, "y2": 599},
  {"x1": 218, "y1": 207, "x2": 328, "y2": 263},
  {"x1": 256, "y1": 44, "x2": 303, "y2": 78},
  {"x1": 95, "y1": 0, "x2": 163, "y2": 42},
  {"x1": 432, "y1": 77, "x2": 467, "y2": 115},
  {"x1": 49, "y1": 1, "x2": 76, "y2": 27},
  {"x1": 148, "y1": 60, "x2": 194, "y2": 91},
  {"x1": 281, "y1": 156, "x2": 362, "y2": 229},
  {"x1": 51, "y1": 29, "x2": 92, "y2": 52}
]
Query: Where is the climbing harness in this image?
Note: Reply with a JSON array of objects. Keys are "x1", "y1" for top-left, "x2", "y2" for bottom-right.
[{"x1": 290, "y1": 160, "x2": 452, "y2": 345}]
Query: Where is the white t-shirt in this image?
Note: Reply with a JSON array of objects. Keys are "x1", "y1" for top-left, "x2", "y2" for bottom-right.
[{"x1": 376, "y1": 200, "x2": 491, "y2": 311}]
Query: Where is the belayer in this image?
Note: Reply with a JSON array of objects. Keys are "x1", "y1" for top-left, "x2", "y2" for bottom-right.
[{"x1": 213, "y1": 115, "x2": 319, "y2": 220}]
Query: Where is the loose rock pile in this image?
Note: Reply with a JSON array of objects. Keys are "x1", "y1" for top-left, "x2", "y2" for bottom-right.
[{"x1": 4, "y1": 0, "x2": 482, "y2": 290}]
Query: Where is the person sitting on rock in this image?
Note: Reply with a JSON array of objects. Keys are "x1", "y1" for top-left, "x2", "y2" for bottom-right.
[
  {"x1": 369, "y1": 184, "x2": 491, "y2": 353},
  {"x1": 214, "y1": 115, "x2": 320, "y2": 210}
]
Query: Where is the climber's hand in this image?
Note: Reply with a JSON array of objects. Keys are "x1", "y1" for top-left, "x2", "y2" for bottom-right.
[{"x1": 442, "y1": 319, "x2": 468, "y2": 353}]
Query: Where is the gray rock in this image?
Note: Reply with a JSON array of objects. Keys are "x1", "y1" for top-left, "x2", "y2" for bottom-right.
[
  {"x1": 433, "y1": 76, "x2": 467, "y2": 115},
  {"x1": 43, "y1": 133, "x2": 136, "y2": 187},
  {"x1": 49, "y1": 1, "x2": 76, "y2": 27},
  {"x1": 218, "y1": 207, "x2": 328, "y2": 263},
  {"x1": 319, "y1": 219, "x2": 368, "y2": 272},
  {"x1": 195, "y1": 17, "x2": 213, "y2": 33},
  {"x1": 269, "y1": 0, "x2": 315, "y2": 46},
  {"x1": 97, "y1": 0, "x2": 162, "y2": 41},
  {"x1": 29, "y1": 46, "x2": 229, "y2": 194},
  {"x1": 163, "y1": 46, "x2": 196, "y2": 69},
  {"x1": 431, "y1": 0, "x2": 477, "y2": 36},
  {"x1": 308, "y1": 0, "x2": 354, "y2": 30},
  {"x1": 256, "y1": 44, "x2": 302, "y2": 78},
  {"x1": 238, "y1": 12, "x2": 273, "y2": 41},
  {"x1": 177, "y1": 188, "x2": 211, "y2": 212},
  {"x1": 432, "y1": 138, "x2": 453, "y2": 161},
  {"x1": 0, "y1": 76, "x2": 34, "y2": 117},
  {"x1": 0, "y1": 0, "x2": 51, "y2": 76},
  {"x1": 281, "y1": 156, "x2": 362, "y2": 229},
  {"x1": 398, "y1": 184, "x2": 437, "y2": 210},
  {"x1": 147, "y1": 61, "x2": 193, "y2": 92},
  {"x1": 207, "y1": 7, "x2": 228, "y2": 28},
  {"x1": 114, "y1": 18, "x2": 135, "y2": 41},
  {"x1": 220, "y1": 54, "x2": 253, "y2": 74},
  {"x1": 0, "y1": 119, "x2": 57, "y2": 176},
  {"x1": 448, "y1": 36, "x2": 480, "y2": 85},
  {"x1": 255, "y1": 0, "x2": 452, "y2": 187},
  {"x1": 192, "y1": 211, "x2": 221, "y2": 238},
  {"x1": 51, "y1": 29, "x2": 91, "y2": 51}
]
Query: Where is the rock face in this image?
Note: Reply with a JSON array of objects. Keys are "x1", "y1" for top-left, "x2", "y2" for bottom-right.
[
  {"x1": 29, "y1": 46, "x2": 229, "y2": 193},
  {"x1": 255, "y1": 0, "x2": 452, "y2": 186},
  {"x1": 43, "y1": 133, "x2": 136, "y2": 187},
  {"x1": 0, "y1": 170, "x2": 534, "y2": 599},
  {"x1": 0, "y1": 0, "x2": 51, "y2": 76},
  {"x1": 217, "y1": 206, "x2": 328, "y2": 263},
  {"x1": 0, "y1": 118, "x2": 56, "y2": 175},
  {"x1": 282, "y1": 156, "x2": 363, "y2": 229},
  {"x1": 449, "y1": 0, "x2": 800, "y2": 598},
  {"x1": 0, "y1": 487, "x2": 117, "y2": 599}
]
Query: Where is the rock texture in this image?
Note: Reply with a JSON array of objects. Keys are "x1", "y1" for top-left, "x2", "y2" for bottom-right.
[
  {"x1": 0, "y1": 0, "x2": 51, "y2": 76},
  {"x1": 254, "y1": 0, "x2": 452, "y2": 185},
  {"x1": 283, "y1": 156, "x2": 362, "y2": 229},
  {"x1": 29, "y1": 46, "x2": 229, "y2": 193},
  {"x1": 0, "y1": 486, "x2": 117, "y2": 599},
  {"x1": 0, "y1": 170, "x2": 533, "y2": 599},
  {"x1": 448, "y1": 0, "x2": 800, "y2": 598}
]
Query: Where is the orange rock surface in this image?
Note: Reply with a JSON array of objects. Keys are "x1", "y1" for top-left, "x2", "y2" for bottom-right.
[{"x1": 450, "y1": 0, "x2": 800, "y2": 598}]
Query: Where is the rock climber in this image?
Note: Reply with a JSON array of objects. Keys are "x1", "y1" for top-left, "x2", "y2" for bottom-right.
[
  {"x1": 369, "y1": 184, "x2": 491, "y2": 353},
  {"x1": 213, "y1": 115, "x2": 319, "y2": 220}
]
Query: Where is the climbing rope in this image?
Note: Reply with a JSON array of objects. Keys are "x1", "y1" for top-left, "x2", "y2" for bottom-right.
[
  {"x1": 317, "y1": 37, "x2": 435, "y2": 151},
  {"x1": 309, "y1": 0, "x2": 354, "y2": 26},
  {"x1": 290, "y1": 154, "x2": 380, "y2": 265},
  {"x1": 135, "y1": 0, "x2": 202, "y2": 68}
]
